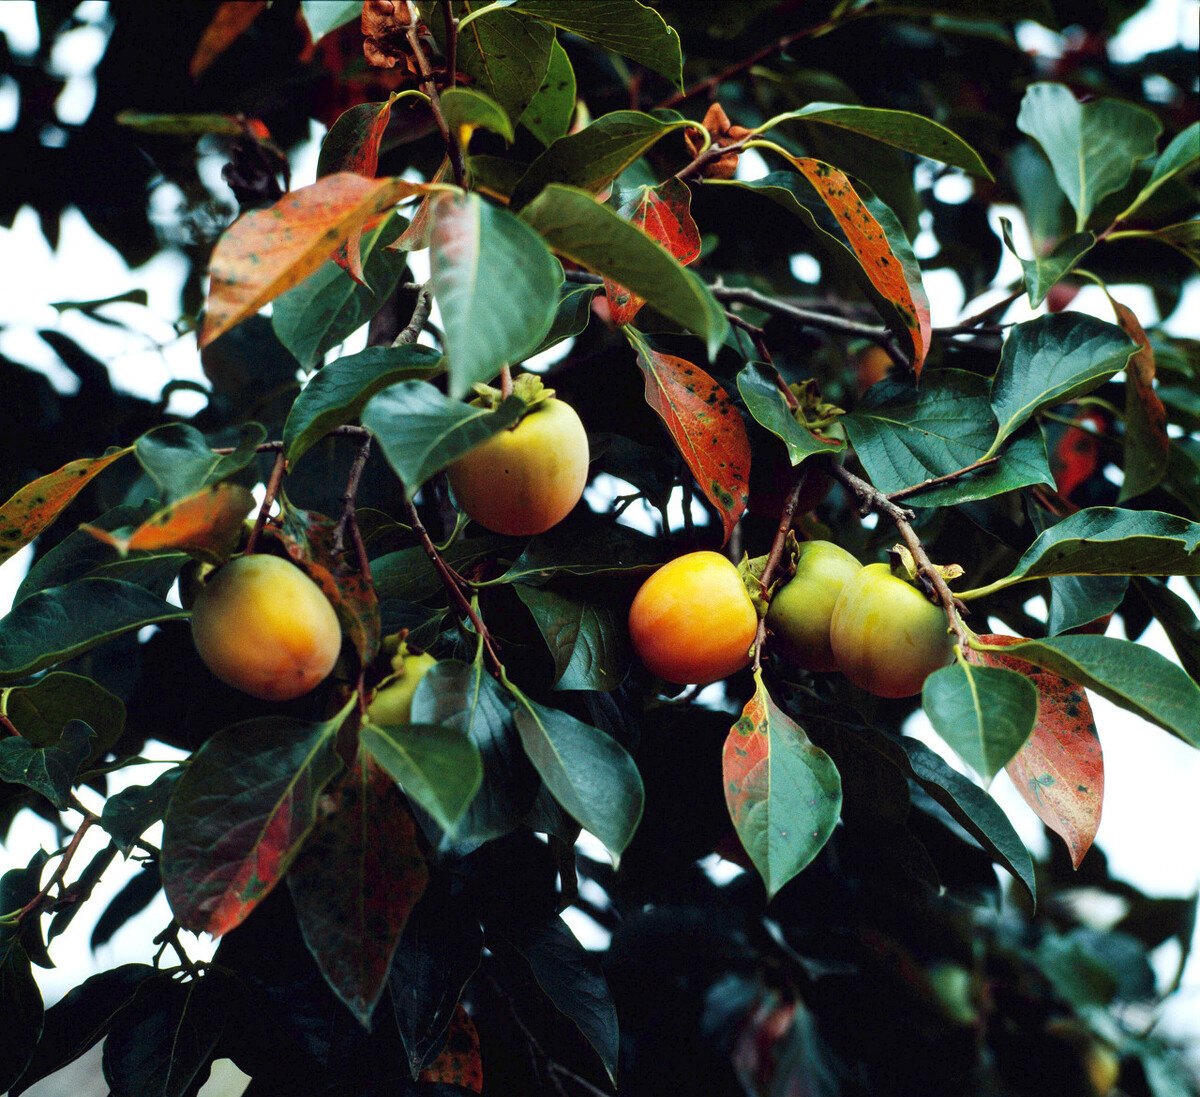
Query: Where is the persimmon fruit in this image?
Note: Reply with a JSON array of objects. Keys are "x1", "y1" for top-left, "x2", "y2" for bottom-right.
[
  {"x1": 628, "y1": 550, "x2": 757, "y2": 685},
  {"x1": 766, "y1": 540, "x2": 862, "y2": 671},
  {"x1": 829, "y1": 562, "x2": 953, "y2": 697},
  {"x1": 190, "y1": 553, "x2": 342, "y2": 702}
]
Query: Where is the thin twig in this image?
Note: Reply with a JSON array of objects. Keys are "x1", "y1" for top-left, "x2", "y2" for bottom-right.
[
  {"x1": 335, "y1": 434, "x2": 374, "y2": 588},
  {"x1": 830, "y1": 463, "x2": 971, "y2": 649},
  {"x1": 0, "y1": 712, "x2": 19, "y2": 737},
  {"x1": 17, "y1": 817, "x2": 95, "y2": 921},
  {"x1": 404, "y1": 1, "x2": 466, "y2": 188},
  {"x1": 244, "y1": 448, "x2": 287, "y2": 556},
  {"x1": 392, "y1": 283, "x2": 432, "y2": 346},
  {"x1": 713, "y1": 286, "x2": 894, "y2": 343},
  {"x1": 674, "y1": 134, "x2": 751, "y2": 183},
  {"x1": 886, "y1": 457, "x2": 1000, "y2": 503},
  {"x1": 753, "y1": 477, "x2": 806, "y2": 670}
]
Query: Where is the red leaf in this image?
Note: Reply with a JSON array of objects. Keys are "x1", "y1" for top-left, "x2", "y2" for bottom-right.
[
  {"x1": 781, "y1": 153, "x2": 931, "y2": 376},
  {"x1": 968, "y1": 635, "x2": 1103, "y2": 868},
  {"x1": 0, "y1": 449, "x2": 130, "y2": 567},
  {"x1": 419, "y1": 1003, "x2": 483, "y2": 1093},
  {"x1": 189, "y1": 1, "x2": 267, "y2": 79},
  {"x1": 632, "y1": 339, "x2": 750, "y2": 544},
  {"x1": 1112, "y1": 297, "x2": 1169, "y2": 497},
  {"x1": 1050, "y1": 411, "x2": 1107, "y2": 500},
  {"x1": 81, "y1": 483, "x2": 255, "y2": 560},
  {"x1": 200, "y1": 174, "x2": 430, "y2": 347},
  {"x1": 602, "y1": 179, "x2": 701, "y2": 325},
  {"x1": 268, "y1": 500, "x2": 381, "y2": 665},
  {"x1": 288, "y1": 755, "x2": 428, "y2": 1025}
]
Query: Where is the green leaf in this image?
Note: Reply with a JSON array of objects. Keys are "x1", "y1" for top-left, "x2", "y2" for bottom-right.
[
  {"x1": 0, "y1": 719, "x2": 95, "y2": 810},
  {"x1": 160, "y1": 709, "x2": 347, "y2": 935},
  {"x1": 1144, "y1": 219, "x2": 1200, "y2": 270},
  {"x1": 520, "y1": 184, "x2": 728, "y2": 359},
  {"x1": 272, "y1": 213, "x2": 410, "y2": 370},
  {"x1": 519, "y1": 36, "x2": 576, "y2": 146},
  {"x1": 512, "y1": 695, "x2": 643, "y2": 861},
  {"x1": 988, "y1": 314, "x2": 1136, "y2": 453},
  {"x1": 976, "y1": 634, "x2": 1200, "y2": 748},
  {"x1": 1143, "y1": 121, "x2": 1200, "y2": 193},
  {"x1": 1047, "y1": 573, "x2": 1128, "y2": 636},
  {"x1": 737, "y1": 362, "x2": 846, "y2": 465},
  {"x1": 282, "y1": 345, "x2": 444, "y2": 464},
  {"x1": 514, "y1": 584, "x2": 628, "y2": 690},
  {"x1": 922, "y1": 662, "x2": 1038, "y2": 781},
  {"x1": 893, "y1": 735, "x2": 1036, "y2": 903},
  {"x1": 0, "y1": 579, "x2": 188, "y2": 684},
  {"x1": 135, "y1": 422, "x2": 266, "y2": 503},
  {"x1": 453, "y1": 3, "x2": 555, "y2": 123},
  {"x1": 362, "y1": 380, "x2": 525, "y2": 491},
  {"x1": 762, "y1": 102, "x2": 993, "y2": 178},
  {"x1": 722, "y1": 674, "x2": 842, "y2": 900},
  {"x1": 360, "y1": 721, "x2": 483, "y2": 833},
  {"x1": 497, "y1": 517, "x2": 659, "y2": 584},
  {"x1": 998, "y1": 218, "x2": 1094, "y2": 307},
  {"x1": 0, "y1": 938, "x2": 43, "y2": 1094},
  {"x1": 373, "y1": 534, "x2": 521, "y2": 604},
  {"x1": 510, "y1": 111, "x2": 694, "y2": 210},
  {"x1": 100, "y1": 769, "x2": 182, "y2": 856},
  {"x1": 300, "y1": 0, "x2": 362, "y2": 42},
  {"x1": 440, "y1": 86, "x2": 515, "y2": 143},
  {"x1": 1134, "y1": 577, "x2": 1200, "y2": 683},
  {"x1": 527, "y1": 280, "x2": 598, "y2": 358},
  {"x1": 429, "y1": 192, "x2": 562, "y2": 397},
  {"x1": 513, "y1": 0, "x2": 683, "y2": 88},
  {"x1": 1016, "y1": 82, "x2": 1161, "y2": 228},
  {"x1": 3, "y1": 670, "x2": 124, "y2": 751},
  {"x1": 842, "y1": 370, "x2": 1053, "y2": 507}
]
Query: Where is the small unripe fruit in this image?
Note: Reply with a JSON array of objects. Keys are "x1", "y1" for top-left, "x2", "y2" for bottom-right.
[
  {"x1": 766, "y1": 541, "x2": 862, "y2": 671},
  {"x1": 628, "y1": 550, "x2": 757, "y2": 685},
  {"x1": 366, "y1": 651, "x2": 437, "y2": 726},
  {"x1": 190, "y1": 554, "x2": 342, "y2": 702},
  {"x1": 830, "y1": 562, "x2": 953, "y2": 698}
]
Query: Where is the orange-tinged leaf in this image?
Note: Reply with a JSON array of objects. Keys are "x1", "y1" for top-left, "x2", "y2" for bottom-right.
[
  {"x1": 200, "y1": 174, "x2": 434, "y2": 347},
  {"x1": 0, "y1": 449, "x2": 131, "y2": 566},
  {"x1": 389, "y1": 157, "x2": 452, "y2": 253},
  {"x1": 419, "y1": 1004, "x2": 482, "y2": 1093},
  {"x1": 969, "y1": 635, "x2": 1103, "y2": 868},
  {"x1": 778, "y1": 152, "x2": 930, "y2": 376},
  {"x1": 81, "y1": 483, "x2": 255, "y2": 560},
  {"x1": 603, "y1": 179, "x2": 701, "y2": 326},
  {"x1": 190, "y1": 1, "x2": 267, "y2": 79},
  {"x1": 1111, "y1": 297, "x2": 1168, "y2": 500},
  {"x1": 630, "y1": 336, "x2": 750, "y2": 545}
]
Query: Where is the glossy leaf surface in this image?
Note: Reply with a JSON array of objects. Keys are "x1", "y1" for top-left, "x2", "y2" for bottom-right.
[
  {"x1": 998, "y1": 218, "x2": 1094, "y2": 306},
  {"x1": 453, "y1": 3, "x2": 554, "y2": 122},
  {"x1": 738, "y1": 362, "x2": 846, "y2": 464},
  {"x1": 514, "y1": 584, "x2": 627, "y2": 690},
  {"x1": 519, "y1": 36, "x2": 575, "y2": 146},
  {"x1": 0, "y1": 719, "x2": 94, "y2": 809},
  {"x1": 3, "y1": 670, "x2": 124, "y2": 751},
  {"x1": 1112, "y1": 297, "x2": 1169, "y2": 501}
]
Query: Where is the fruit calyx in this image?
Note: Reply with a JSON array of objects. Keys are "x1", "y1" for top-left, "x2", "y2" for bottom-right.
[
  {"x1": 788, "y1": 379, "x2": 846, "y2": 440},
  {"x1": 469, "y1": 373, "x2": 554, "y2": 416},
  {"x1": 887, "y1": 544, "x2": 964, "y2": 592}
]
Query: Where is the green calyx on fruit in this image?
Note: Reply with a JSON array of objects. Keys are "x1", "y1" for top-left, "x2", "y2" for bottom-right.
[
  {"x1": 766, "y1": 538, "x2": 863, "y2": 672},
  {"x1": 468, "y1": 372, "x2": 554, "y2": 416},
  {"x1": 788, "y1": 378, "x2": 846, "y2": 441},
  {"x1": 366, "y1": 642, "x2": 437, "y2": 727}
]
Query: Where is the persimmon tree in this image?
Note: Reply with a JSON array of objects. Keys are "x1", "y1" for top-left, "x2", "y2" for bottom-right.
[{"x1": 1, "y1": 2, "x2": 1198, "y2": 1095}]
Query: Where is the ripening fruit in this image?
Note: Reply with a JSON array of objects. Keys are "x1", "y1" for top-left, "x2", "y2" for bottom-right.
[
  {"x1": 447, "y1": 396, "x2": 589, "y2": 536},
  {"x1": 366, "y1": 649, "x2": 437, "y2": 726},
  {"x1": 190, "y1": 554, "x2": 342, "y2": 702},
  {"x1": 628, "y1": 550, "x2": 757, "y2": 685},
  {"x1": 829, "y1": 562, "x2": 953, "y2": 698},
  {"x1": 766, "y1": 540, "x2": 862, "y2": 671}
]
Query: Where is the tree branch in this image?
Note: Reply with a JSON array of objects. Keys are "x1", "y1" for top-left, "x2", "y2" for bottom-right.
[
  {"x1": 404, "y1": 1, "x2": 466, "y2": 188},
  {"x1": 753, "y1": 476, "x2": 806, "y2": 670},
  {"x1": 244, "y1": 448, "x2": 287, "y2": 556},
  {"x1": 885, "y1": 456, "x2": 1000, "y2": 503}
]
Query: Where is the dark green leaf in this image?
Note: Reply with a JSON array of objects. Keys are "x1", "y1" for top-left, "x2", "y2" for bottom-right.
[
  {"x1": 0, "y1": 719, "x2": 95, "y2": 809},
  {"x1": 1047, "y1": 573, "x2": 1128, "y2": 635},
  {"x1": 161, "y1": 710, "x2": 346, "y2": 936},
  {"x1": 498, "y1": 517, "x2": 659, "y2": 584},
  {"x1": 135, "y1": 422, "x2": 266, "y2": 503},
  {"x1": 1016, "y1": 82, "x2": 1161, "y2": 227},
  {"x1": 998, "y1": 218, "x2": 1094, "y2": 307},
  {"x1": 513, "y1": 695, "x2": 643, "y2": 861},
  {"x1": 453, "y1": 3, "x2": 554, "y2": 123},
  {"x1": 0, "y1": 579, "x2": 188, "y2": 683},
  {"x1": 1145, "y1": 220, "x2": 1200, "y2": 271},
  {"x1": 737, "y1": 362, "x2": 846, "y2": 464},
  {"x1": 1, "y1": 850, "x2": 52, "y2": 970},
  {"x1": 894, "y1": 736, "x2": 1036, "y2": 903},
  {"x1": 513, "y1": 0, "x2": 683, "y2": 87},
  {"x1": 360, "y1": 720, "x2": 483, "y2": 833},
  {"x1": 8, "y1": 964, "x2": 154, "y2": 1097},
  {"x1": 0, "y1": 939, "x2": 43, "y2": 1093},
  {"x1": 1134, "y1": 577, "x2": 1200, "y2": 682},
  {"x1": 922, "y1": 663, "x2": 1038, "y2": 780},
  {"x1": 362, "y1": 380, "x2": 525, "y2": 491},
  {"x1": 765, "y1": 102, "x2": 993, "y2": 177},
  {"x1": 989, "y1": 314, "x2": 1136, "y2": 451},
  {"x1": 519, "y1": 36, "x2": 576, "y2": 146},
  {"x1": 100, "y1": 768, "x2": 183, "y2": 856},
  {"x1": 429, "y1": 192, "x2": 562, "y2": 397},
  {"x1": 91, "y1": 862, "x2": 162, "y2": 950},
  {"x1": 372, "y1": 534, "x2": 521, "y2": 604},
  {"x1": 521, "y1": 184, "x2": 727, "y2": 359},
  {"x1": 514, "y1": 584, "x2": 628, "y2": 690},
  {"x1": 288, "y1": 755, "x2": 429, "y2": 1027},
  {"x1": 440, "y1": 87, "x2": 514, "y2": 143},
  {"x1": 3, "y1": 670, "x2": 124, "y2": 751},
  {"x1": 976, "y1": 634, "x2": 1200, "y2": 748},
  {"x1": 282, "y1": 344, "x2": 444, "y2": 464},
  {"x1": 527, "y1": 280, "x2": 598, "y2": 358},
  {"x1": 842, "y1": 370, "x2": 1052, "y2": 507},
  {"x1": 510, "y1": 111, "x2": 693, "y2": 210},
  {"x1": 272, "y1": 214, "x2": 411, "y2": 371}
]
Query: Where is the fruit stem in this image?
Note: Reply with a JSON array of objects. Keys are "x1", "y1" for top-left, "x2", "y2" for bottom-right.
[
  {"x1": 752, "y1": 476, "x2": 806, "y2": 670},
  {"x1": 499, "y1": 364, "x2": 514, "y2": 400},
  {"x1": 830, "y1": 462, "x2": 972, "y2": 650},
  {"x1": 245, "y1": 448, "x2": 287, "y2": 556}
]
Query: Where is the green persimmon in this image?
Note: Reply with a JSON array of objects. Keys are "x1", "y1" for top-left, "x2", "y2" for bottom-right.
[
  {"x1": 190, "y1": 554, "x2": 342, "y2": 701},
  {"x1": 766, "y1": 540, "x2": 862, "y2": 671},
  {"x1": 829, "y1": 562, "x2": 953, "y2": 698}
]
